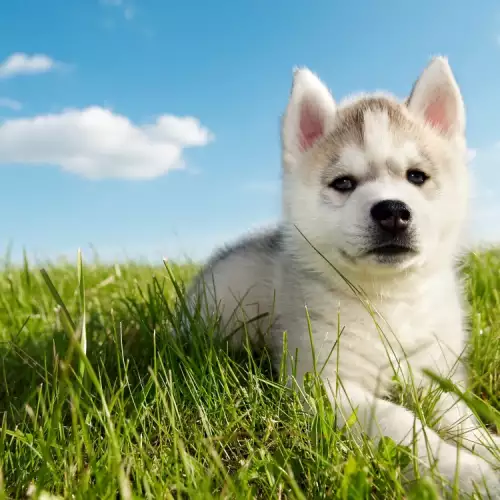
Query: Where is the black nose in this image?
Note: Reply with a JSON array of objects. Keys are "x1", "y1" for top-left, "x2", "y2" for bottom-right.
[{"x1": 370, "y1": 200, "x2": 411, "y2": 235}]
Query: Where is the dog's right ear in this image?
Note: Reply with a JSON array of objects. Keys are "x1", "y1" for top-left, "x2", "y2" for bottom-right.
[
  {"x1": 281, "y1": 68, "x2": 336, "y2": 168},
  {"x1": 406, "y1": 57, "x2": 465, "y2": 138}
]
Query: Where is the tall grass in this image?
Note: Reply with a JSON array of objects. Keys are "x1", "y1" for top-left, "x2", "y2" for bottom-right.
[{"x1": 0, "y1": 249, "x2": 499, "y2": 499}]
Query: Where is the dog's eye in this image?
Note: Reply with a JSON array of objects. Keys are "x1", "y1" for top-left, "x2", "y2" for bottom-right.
[
  {"x1": 329, "y1": 176, "x2": 357, "y2": 192},
  {"x1": 407, "y1": 169, "x2": 429, "y2": 186}
]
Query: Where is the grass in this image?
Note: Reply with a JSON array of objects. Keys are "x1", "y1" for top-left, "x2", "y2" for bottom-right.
[{"x1": 0, "y1": 248, "x2": 500, "y2": 499}]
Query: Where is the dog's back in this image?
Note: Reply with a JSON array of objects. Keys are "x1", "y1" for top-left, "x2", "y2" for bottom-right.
[{"x1": 188, "y1": 226, "x2": 282, "y2": 345}]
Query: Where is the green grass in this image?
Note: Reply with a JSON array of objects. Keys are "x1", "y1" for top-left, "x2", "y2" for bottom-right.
[{"x1": 0, "y1": 249, "x2": 500, "y2": 499}]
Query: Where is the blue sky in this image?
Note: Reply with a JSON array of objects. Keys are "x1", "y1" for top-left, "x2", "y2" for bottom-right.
[{"x1": 1, "y1": 0, "x2": 500, "y2": 264}]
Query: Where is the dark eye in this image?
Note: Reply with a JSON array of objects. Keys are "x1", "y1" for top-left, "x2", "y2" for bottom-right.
[
  {"x1": 329, "y1": 176, "x2": 357, "y2": 192},
  {"x1": 407, "y1": 169, "x2": 429, "y2": 186}
]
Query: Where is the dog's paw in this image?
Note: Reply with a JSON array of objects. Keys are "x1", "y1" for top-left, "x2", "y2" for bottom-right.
[
  {"x1": 464, "y1": 429, "x2": 500, "y2": 468},
  {"x1": 438, "y1": 447, "x2": 500, "y2": 497}
]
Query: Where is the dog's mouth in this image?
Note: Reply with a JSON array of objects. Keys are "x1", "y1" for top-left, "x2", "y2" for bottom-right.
[
  {"x1": 368, "y1": 243, "x2": 415, "y2": 257},
  {"x1": 341, "y1": 241, "x2": 418, "y2": 265},
  {"x1": 366, "y1": 243, "x2": 416, "y2": 259}
]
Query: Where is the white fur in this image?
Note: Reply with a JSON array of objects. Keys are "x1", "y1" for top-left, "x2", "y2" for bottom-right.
[
  {"x1": 363, "y1": 109, "x2": 423, "y2": 166},
  {"x1": 362, "y1": 109, "x2": 394, "y2": 162},
  {"x1": 189, "y1": 57, "x2": 500, "y2": 496},
  {"x1": 337, "y1": 144, "x2": 367, "y2": 177}
]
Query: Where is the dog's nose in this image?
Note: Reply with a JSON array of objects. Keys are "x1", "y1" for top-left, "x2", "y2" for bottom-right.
[{"x1": 370, "y1": 200, "x2": 411, "y2": 235}]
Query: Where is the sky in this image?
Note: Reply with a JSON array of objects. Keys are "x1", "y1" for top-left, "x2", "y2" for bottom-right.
[{"x1": 1, "y1": 0, "x2": 500, "y2": 265}]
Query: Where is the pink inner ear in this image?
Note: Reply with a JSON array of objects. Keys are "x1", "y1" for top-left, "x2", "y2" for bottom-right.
[
  {"x1": 424, "y1": 95, "x2": 452, "y2": 133},
  {"x1": 299, "y1": 100, "x2": 324, "y2": 151}
]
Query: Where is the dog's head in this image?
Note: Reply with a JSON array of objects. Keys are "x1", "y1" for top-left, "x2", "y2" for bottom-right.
[{"x1": 281, "y1": 57, "x2": 469, "y2": 278}]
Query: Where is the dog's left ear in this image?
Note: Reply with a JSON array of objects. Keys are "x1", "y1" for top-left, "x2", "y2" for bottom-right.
[
  {"x1": 282, "y1": 67, "x2": 337, "y2": 168},
  {"x1": 407, "y1": 56, "x2": 465, "y2": 138}
]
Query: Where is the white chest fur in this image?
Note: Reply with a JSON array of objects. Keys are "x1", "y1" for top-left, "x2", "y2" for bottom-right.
[{"x1": 275, "y1": 266, "x2": 466, "y2": 397}]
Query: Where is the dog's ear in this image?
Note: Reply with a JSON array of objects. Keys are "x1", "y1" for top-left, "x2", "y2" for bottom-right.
[
  {"x1": 407, "y1": 56, "x2": 465, "y2": 138},
  {"x1": 282, "y1": 67, "x2": 336, "y2": 167}
]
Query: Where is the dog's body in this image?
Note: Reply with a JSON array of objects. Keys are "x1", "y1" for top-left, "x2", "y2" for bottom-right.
[{"x1": 188, "y1": 58, "x2": 500, "y2": 495}]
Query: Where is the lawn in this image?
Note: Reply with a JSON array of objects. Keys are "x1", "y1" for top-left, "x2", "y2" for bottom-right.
[{"x1": 0, "y1": 248, "x2": 499, "y2": 499}]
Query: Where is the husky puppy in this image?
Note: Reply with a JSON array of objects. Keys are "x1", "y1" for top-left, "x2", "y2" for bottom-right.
[{"x1": 188, "y1": 57, "x2": 500, "y2": 496}]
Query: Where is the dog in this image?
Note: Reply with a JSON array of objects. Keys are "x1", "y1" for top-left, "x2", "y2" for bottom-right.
[{"x1": 188, "y1": 57, "x2": 500, "y2": 496}]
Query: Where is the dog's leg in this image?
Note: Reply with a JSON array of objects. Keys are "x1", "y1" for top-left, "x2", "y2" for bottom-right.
[
  {"x1": 329, "y1": 380, "x2": 500, "y2": 496},
  {"x1": 433, "y1": 389, "x2": 500, "y2": 467}
]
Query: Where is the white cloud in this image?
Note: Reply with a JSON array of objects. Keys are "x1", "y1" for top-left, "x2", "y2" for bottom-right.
[
  {"x1": 0, "y1": 53, "x2": 60, "y2": 79},
  {"x1": 0, "y1": 106, "x2": 214, "y2": 179},
  {"x1": 0, "y1": 98, "x2": 22, "y2": 111}
]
